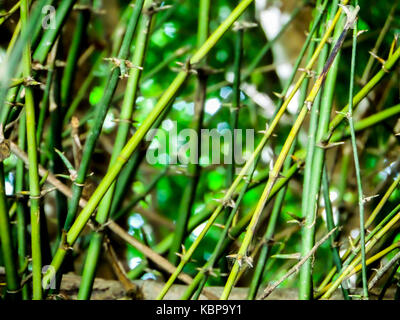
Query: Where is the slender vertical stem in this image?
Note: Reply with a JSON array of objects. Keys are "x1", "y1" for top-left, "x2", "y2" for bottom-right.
[
  {"x1": 61, "y1": 0, "x2": 90, "y2": 110},
  {"x1": 0, "y1": 165, "x2": 20, "y2": 299},
  {"x1": 324, "y1": 44, "x2": 400, "y2": 141},
  {"x1": 223, "y1": 5, "x2": 351, "y2": 299},
  {"x1": 78, "y1": 0, "x2": 154, "y2": 299},
  {"x1": 42, "y1": 0, "x2": 261, "y2": 291},
  {"x1": 15, "y1": 111, "x2": 29, "y2": 300},
  {"x1": 161, "y1": 0, "x2": 347, "y2": 300},
  {"x1": 321, "y1": 166, "x2": 349, "y2": 299},
  {"x1": 21, "y1": 0, "x2": 42, "y2": 300},
  {"x1": 182, "y1": 153, "x2": 260, "y2": 300},
  {"x1": 33, "y1": 0, "x2": 77, "y2": 64},
  {"x1": 299, "y1": 22, "x2": 329, "y2": 300},
  {"x1": 299, "y1": 2, "x2": 345, "y2": 299},
  {"x1": 63, "y1": 0, "x2": 146, "y2": 231},
  {"x1": 346, "y1": 1, "x2": 368, "y2": 298},
  {"x1": 360, "y1": 1, "x2": 398, "y2": 84},
  {"x1": 247, "y1": 17, "x2": 319, "y2": 298},
  {"x1": 169, "y1": 0, "x2": 210, "y2": 265},
  {"x1": 227, "y1": 27, "x2": 243, "y2": 192}
]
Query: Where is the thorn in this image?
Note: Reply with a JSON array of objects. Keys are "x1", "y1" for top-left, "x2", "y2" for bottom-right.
[
  {"x1": 357, "y1": 29, "x2": 368, "y2": 37},
  {"x1": 226, "y1": 254, "x2": 253, "y2": 268},
  {"x1": 305, "y1": 100, "x2": 313, "y2": 111},
  {"x1": 338, "y1": 4, "x2": 360, "y2": 29},
  {"x1": 213, "y1": 198, "x2": 236, "y2": 208},
  {"x1": 285, "y1": 212, "x2": 304, "y2": 226},
  {"x1": 145, "y1": 3, "x2": 173, "y2": 15},
  {"x1": 244, "y1": 256, "x2": 254, "y2": 268},
  {"x1": 60, "y1": 230, "x2": 74, "y2": 251},
  {"x1": 277, "y1": 173, "x2": 286, "y2": 179},
  {"x1": 196, "y1": 267, "x2": 219, "y2": 278},
  {"x1": 298, "y1": 68, "x2": 316, "y2": 78},
  {"x1": 181, "y1": 244, "x2": 186, "y2": 256},
  {"x1": 287, "y1": 219, "x2": 303, "y2": 226},
  {"x1": 316, "y1": 141, "x2": 345, "y2": 149},
  {"x1": 232, "y1": 21, "x2": 258, "y2": 31},
  {"x1": 104, "y1": 57, "x2": 143, "y2": 77},
  {"x1": 23, "y1": 76, "x2": 43, "y2": 87},
  {"x1": 272, "y1": 91, "x2": 285, "y2": 99},
  {"x1": 258, "y1": 123, "x2": 269, "y2": 135},
  {"x1": 369, "y1": 51, "x2": 386, "y2": 65},
  {"x1": 363, "y1": 194, "x2": 380, "y2": 203}
]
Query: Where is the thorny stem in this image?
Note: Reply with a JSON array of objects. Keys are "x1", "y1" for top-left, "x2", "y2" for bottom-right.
[
  {"x1": 21, "y1": 0, "x2": 42, "y2": 300},
  {"x1": 221, "y1": 2, "x2": 349, "y2": 300},
  {"x1": 43, "y1": 0, "x2": 256, "y2": 291},
  {"x1": 77, "y1": 0, "x2": 153, "y2": 300},
  {"x1": 168, "y1": 0, "x2": 210, "y2": 265},
  {"x1": 159, "y1": 0, "x2": 348, "y2": 300},
  {"x1": 63, "y1": 0, "x2": 146, "y2": 231},
  {"x1": 346, "y1": 1, "x2": 368, "y2": 299}
]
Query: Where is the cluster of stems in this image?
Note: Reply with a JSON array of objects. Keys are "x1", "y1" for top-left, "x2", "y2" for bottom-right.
[{"x1": 0, "y1": 0, "x2": 400, "y2": 301}]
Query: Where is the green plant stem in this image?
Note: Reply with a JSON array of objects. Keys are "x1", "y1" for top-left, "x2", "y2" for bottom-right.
[
  {"x1": 321, "y1": 166, "x2": 349, "y2": 299},
  {"x1": 227, "y1": 27, "x2": 243, "y2": 193},
  {"x1": 299, "y1": 2, "x2": 344, "y2": 299},
  {"x1": 168, "y1": 0, "x2": 210, "y2": 265},
  {"x1": 378, "y1": 258, "x2": 400, "y2": 299},
  {"x1": 346, "y1": 6, "x2": 368, "y2": 298},
  {"x1": 63, "y1": 51, "x2": 106, "y2": 125},
  {"x1": 36, "y1": 64, "x2": 53, "y2": 144},
  {"x1": 220, "y1": 106, "x2": 308, "y2": 299},
  {"x1": 246, "y1": 19, "x2": 319, "y2": 298},
  {"x1": 0, "y1": 0, "x2": 47, "y2": 118},
  {"x1": 43, "y1": 0, "x2": 256, "y2": 291},
  {"x1": 324, "y1": 44, "x2": 400, "y2": 141},
  {"x1": 33, "y1": 0, "x2": 77, "y2": 64},
  {"x1": 360, "y1": 1, "x2": 398, "y2": 84},
  {"x1": 61, "y1": 0, "x2": 90, "y2": 110},
  {"x1": 0, "y1": 164, "x2": 20, "y2": 299},
  {"x1": 181, "y1": 154, "x2": 258, "y2": 300},
  {"x1": 222, "y1": 1, "x2": 348, "y2": 300},
  {"x1": 77, "y1": 0, "x2": 153, "y2": 299},
  {"x1": 113, "y1": 168, "x2": 167, "y2": 221},
  {"x1": 298, "y1": 19, "x2": 329, "y2": 300},
  {"x1": 63, "y1": 0, "x2": 146, "y2": 231},
  {"x1": 242, "y1": 0, "x2": 308, "y2": 80},
  {"x1": 0, "y1": 1, "x2": 22, "y2": 26},
  {"x1": 237, "y1": 9, "x2": 327, "y2": 291},
  {"x1": 21, "y1": 0, "x2": 42, "y2": 300},
  {"x1": 320, "y1": 204, "x2": 400, "y2": 298},
  {"x1": 330, "y1": 104, "x2": 400, "y2": 142},
  {"x1": 160, "y1": 0, "x2": 345, "y2": 300},
  {"x1": 142, "y1": 46, "x2": 190, "y2": 82},
  {"x1": 16, "y1": 111, "x2": 29, "y2": 300}
]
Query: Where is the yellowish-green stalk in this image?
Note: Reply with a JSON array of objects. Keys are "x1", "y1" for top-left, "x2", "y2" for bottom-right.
[{"x1": 21, "y1": 0, "x2": 42, "y2": 300}]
